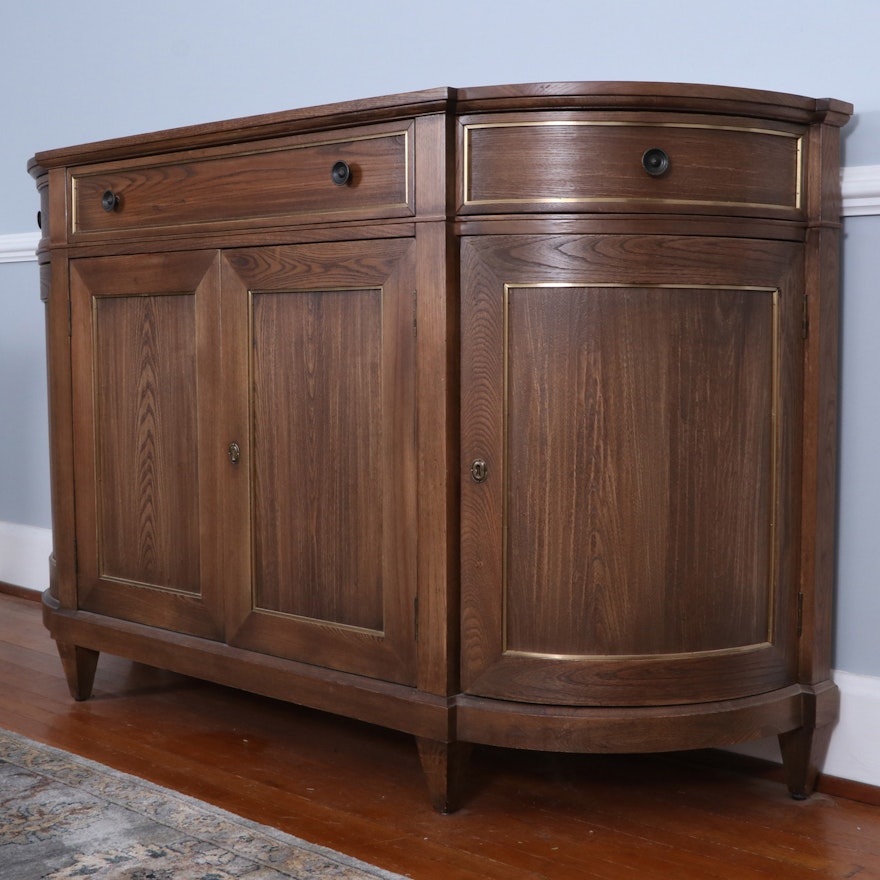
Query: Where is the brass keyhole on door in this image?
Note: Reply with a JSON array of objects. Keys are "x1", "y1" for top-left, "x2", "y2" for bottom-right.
[
  {"x1": 470, "y1": 458, "x2": 488, "y2": 483},
  {"x1": 227, "y1": 441, "x2": 241, "y2": 465}
]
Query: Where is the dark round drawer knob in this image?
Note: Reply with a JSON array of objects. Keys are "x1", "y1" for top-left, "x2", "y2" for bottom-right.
[
  {"x1": 101, "y1": 190, "x2": 120, "y2": 212},
  {"x1": 331, "y1": 160, "x2": 352, "y2": 186},
  {"x1": 642, "y1": 148, "x2": 670, "y2": 177}
]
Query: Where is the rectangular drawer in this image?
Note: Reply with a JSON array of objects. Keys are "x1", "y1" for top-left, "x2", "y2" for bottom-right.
[
  {"x1": 460, "y1": 113, "x2": 803, "y2": 218},
  {"x1": 71, "y1": 120, "x2": 413, "y2": 236}
]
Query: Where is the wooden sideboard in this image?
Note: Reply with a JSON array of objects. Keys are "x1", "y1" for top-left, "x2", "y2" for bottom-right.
[{"x1": 30, "y1": 82, "x2": 852, "y2": 812}]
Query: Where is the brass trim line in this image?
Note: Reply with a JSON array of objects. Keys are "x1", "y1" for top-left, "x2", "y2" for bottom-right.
[
  {"x1": 504, "y1": 641, "x2": 775, "y2": 663},
  {"x1": 463, "y1": 120, "x2": 803, "y2": 211}
]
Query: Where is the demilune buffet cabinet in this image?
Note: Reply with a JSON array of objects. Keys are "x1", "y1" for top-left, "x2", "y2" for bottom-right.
[{"x1": 29, "y1": 82, "x2": 852, "y2": 812}]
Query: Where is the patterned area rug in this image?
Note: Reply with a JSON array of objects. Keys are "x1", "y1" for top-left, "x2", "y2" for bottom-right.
[{"x1": 0, "y1": 728, "x2": 408, "y2": 879}]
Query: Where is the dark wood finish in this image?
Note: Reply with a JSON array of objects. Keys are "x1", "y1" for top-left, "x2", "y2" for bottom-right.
[
  {"x1": 221, "y1": 240, "x2": 418, "y2": 684},
  {"x1": 89, "y1": 291, "x2": 199, "y2": 588},
  {"x1": 4, "y1": 593, "x2": 880, "y2": 880},
  {"x1": 416, "y1": 737, "x2": 472, "y2": 814},
  {"x1": 459, "y1": 234, "x2": 803, "y2": 707},
  {"x1": 29, "y1": 83, "x2": 851, "y2": 812},
  {"x1": 460, "y1": 111, "x2": 802, "y2": 217},
  {"x1": 251, "y1": 286, "x2": 385, "y2": 626},
  {"x1": 55, "y1": 640, "x2": 99, "y2": 701},
  {"x1": 68, "y1": 252, "x2": 225, "y2": 640},
  {"x1": 452, "y1": 81, "x2": 853, "y2": 124},
  {"x1": 504, "y1": 286, "x2": 771, "y2": 654},
  {"x1": 778, "y1": 680, "x2": 840, "y2": 798},
  {"x1": 71, "y1": 120, "x2": 414, "y2": 237},
  {"x1": 412, "y1": 113, "x2": 459, "y2": 700},
  {"x1": 41, "y1": 596, "x2": 449, "y2": 740},
  {"x1": 455, "y1": 687, "x2": 806, "y2": 754}
]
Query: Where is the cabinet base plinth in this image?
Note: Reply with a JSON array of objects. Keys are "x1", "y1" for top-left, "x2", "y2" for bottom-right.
[
  {"x1": 41, "y1": 594, "x2": 840, "y2": 811},
  {"x1": 455, "y1": 687, "x2": 833, "y2": 761}
]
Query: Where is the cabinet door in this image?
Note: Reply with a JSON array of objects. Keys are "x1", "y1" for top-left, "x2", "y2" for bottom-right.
[
  {"x1": 222, "y1": 239, "x2": 418, "y2": 685},
  {"x1": 461, "y1": 234, "x2": 803, "y2": 706},
  {"x1": 69, "y1": 252, "x2": 225, "y2": 639}
]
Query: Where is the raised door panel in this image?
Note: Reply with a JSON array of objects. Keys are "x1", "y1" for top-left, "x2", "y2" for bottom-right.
[
  {"x1": 250, "y1": 288, "x2": 385, "y2": 631},
  {"x1": 222, "y1": 239, "x2": 418, "y2": 685},
  {"x1": 69, "y1": 252, "x2": 224, "y2": 639},
  {"x1": 461, "y1": 235, "x2": 803, "y2": 706}
]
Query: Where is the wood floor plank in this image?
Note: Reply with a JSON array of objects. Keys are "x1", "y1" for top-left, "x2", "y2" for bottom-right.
[{"x1": 2, "y1": 593, "x2": 879, "y2": 880}]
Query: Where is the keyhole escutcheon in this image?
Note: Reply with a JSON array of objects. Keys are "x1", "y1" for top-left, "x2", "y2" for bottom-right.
[{"x1": 470, "y1": 458, "x2": 488, "y2": 483}]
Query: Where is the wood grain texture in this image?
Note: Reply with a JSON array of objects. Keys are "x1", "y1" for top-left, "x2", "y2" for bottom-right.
[
  {"x1": 797, "y1": 121, "x2": 845, "y2": 686},
  {"x1": 93, "y1": 293, "x2": 200, "y2": 591},
  {"x1": 72, "y1": 121, "x2": 414, "y2": 237},
  {"x1": 505, "y1": 285, "x2": 774, "y2": 656},
  {"x1": 460, "y1": 234, "x2": 801, "y2": 706},
  {"x1": 461, "y1": 113, "x2": 802, "y2": 217},
  {"x1": 222, "y1": 239, "x2": 418, "y2": 685},
  {"x1": 42, "y1": 248, "x2": 77, "y2": 610},
  {"x1": 452, "y1": 81, "x2": 853, "y2": 124},
  {"x1": 68, "y1": 251, "x2": 225, "y2": 640},
  {"x1": 251, "y1": 287, "x2": 384, "y2": 629}
]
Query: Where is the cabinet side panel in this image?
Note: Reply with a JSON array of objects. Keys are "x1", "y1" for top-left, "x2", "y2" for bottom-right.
[{"x1": 251, "y1": 288, "x2": 384, "y2": 630}]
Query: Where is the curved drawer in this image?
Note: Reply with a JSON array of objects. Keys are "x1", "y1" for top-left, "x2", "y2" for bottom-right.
[
  {"x1": 71, "y1": 120, "x2": 413, "y2": 237},
  {"x1": 459, "y1": 112, "x2": 803, "y2": 218}
]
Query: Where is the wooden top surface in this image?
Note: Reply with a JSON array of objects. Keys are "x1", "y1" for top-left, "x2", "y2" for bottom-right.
[{"x1": 29, "y1": 82, "x2": 852, "y2": 174}]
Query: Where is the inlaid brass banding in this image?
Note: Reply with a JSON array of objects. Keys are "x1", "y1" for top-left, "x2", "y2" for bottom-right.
[{"x1": 462, "y1": 119, "x2": 803, "y2": 213}]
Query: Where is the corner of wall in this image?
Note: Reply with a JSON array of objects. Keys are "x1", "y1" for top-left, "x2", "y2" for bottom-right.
[{"x1": 0, "y1": 521, "x2": 51, "y2": 592}]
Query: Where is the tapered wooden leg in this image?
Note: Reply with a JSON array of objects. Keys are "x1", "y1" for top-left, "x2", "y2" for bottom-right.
[
  {"x1": 416, "y1": 737, "x2": 471, "y2": 814},
  {"x1": 778, "y1": 723, "x2": 834, "y2": 799},
  {"x1": 778, "y1": 682, "x2": 839, "y2": 799},
  {"x1": 56, "y1": 642, "x2": 100, "y2": 701}
]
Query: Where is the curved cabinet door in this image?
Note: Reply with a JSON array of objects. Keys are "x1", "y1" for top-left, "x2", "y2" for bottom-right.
[
  {"x1": 461, "y1": 234, "x2": 804, "y2": 706},
  {"x1": 69, "y1": 251, "x2": 225, "y2": 639},
  {"x1": 221, "y1": 238, "x2": 418, "y2": 686}
]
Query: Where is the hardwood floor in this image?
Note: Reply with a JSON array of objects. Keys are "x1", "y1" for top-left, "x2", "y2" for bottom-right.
[{"x1": 3, "y1": 590, "x2": 879, "y2": 879}]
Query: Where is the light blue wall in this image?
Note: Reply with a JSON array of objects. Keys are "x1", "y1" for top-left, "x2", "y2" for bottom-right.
[
  {"x1": 837, "y1": 215, "x2": 880, "y2": 674},
  {"x1": 0, "y1": 260, "x2": 48, "y2": 526},
  {"x1": 1, "y1": 0, "x2": 877, "y2": 673}
]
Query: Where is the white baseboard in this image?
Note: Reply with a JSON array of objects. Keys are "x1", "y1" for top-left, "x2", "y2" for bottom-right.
[
  {"x1": 726, "y1": 669, "x2": 880, "y2": 789},
  {"x1": 0, "y1": 521, "x2": 51, "y2": 592},
  {"x1": 827, "y1": 671, "x2": 880, "y2": 787},
  {"x1": 1, "y1": 518, "x2": 877, "y2": 791}
]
